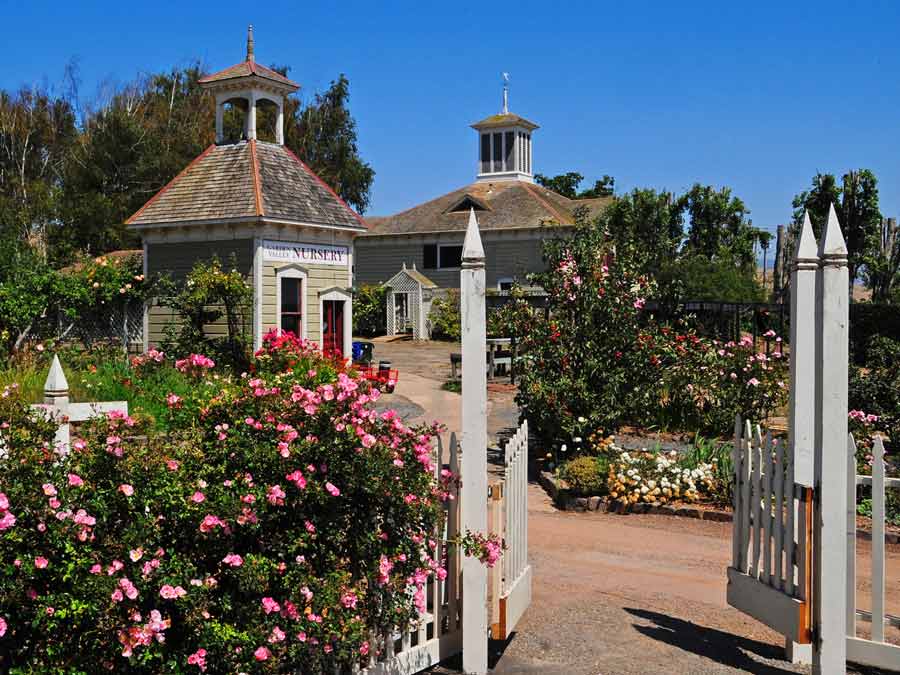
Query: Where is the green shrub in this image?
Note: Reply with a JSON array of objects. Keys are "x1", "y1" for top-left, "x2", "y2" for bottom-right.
[
  {"x1": 0, "y1": 334, "x2": 451, "y2": 672},
  {"x1": 849, "y1": 336, "x2": 900, "y2": 453},
  {"x1": 559, "y1": 456, "x2": 606, "y2": 497},
  {"x1": 352, "y1": 284, "x2": 387, "y2": 337},
  {"x1": 159, "y1": 257, "x2": 253, "y2": 371},
  {"x1": 514, "y1": 217, "x2": 787, "y2": 449},
  {"x1": 657, "y1": 255, "x2": 764, "y2": 303},
  {"x1": 429, "y1": 290, "x2": 461, "y2": 341}
]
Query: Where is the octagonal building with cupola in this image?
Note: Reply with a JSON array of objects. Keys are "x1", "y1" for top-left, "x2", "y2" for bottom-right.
[
  {"x1": 354, "y1": 78, "x2": 611, "y2": 292},
  {"x1": 128, "y1": 27, "x2": 366, "y2": 357}
]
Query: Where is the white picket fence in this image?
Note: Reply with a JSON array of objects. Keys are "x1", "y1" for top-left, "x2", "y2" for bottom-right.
[
  {"x1": 488, "y1": 420, "x2": 532, "y2": 640},
  {"x1": 728, "y1": 419, "x2": 811, "y2": 645},
  {"x1": 846, "y1": 434, "x2": 900, "y2": 670},
  {"x1": 360, "y1": 433, "x2": 463, "y2": 674}
]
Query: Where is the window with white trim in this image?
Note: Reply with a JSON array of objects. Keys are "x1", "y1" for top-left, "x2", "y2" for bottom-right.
[{"x1": 276, "y1": 267, "x2": 307, "y2": 338}]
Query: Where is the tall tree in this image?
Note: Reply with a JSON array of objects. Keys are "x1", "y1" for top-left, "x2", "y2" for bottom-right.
[
  {"x1": 0, "y1": 86, "x2": 77, "y2": 258},
  {"x1": 864, "y1": 217, "x2": 900, "y2": 303},
  {"x1": 598, "y1": 188, "x2": 683, "y2": 273},
  {"x1": 792, "y1": 169, "x2": 881, "y2": 292},
  {"x1": 534, "y1": 171, "x2": 614, "y2": 199},
  {"x1": 284, "y1": 74, "x2": 374, "y2": 214},
  {"x1": 679, "y1": 183, "x2": 756, "y2": 269}
]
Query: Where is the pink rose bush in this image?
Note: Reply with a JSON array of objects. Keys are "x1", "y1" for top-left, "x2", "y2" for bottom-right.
[
  {"x1": 514, "y1": 227, "x2": 788, "y2": 447},
  {"x1": 0, "y1": 333, "x2": 454, "y2": 672}
]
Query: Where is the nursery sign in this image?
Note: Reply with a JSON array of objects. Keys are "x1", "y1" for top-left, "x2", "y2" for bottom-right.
[{"x1": 262, "y1": 240, "x2": 348, "y2": 267}]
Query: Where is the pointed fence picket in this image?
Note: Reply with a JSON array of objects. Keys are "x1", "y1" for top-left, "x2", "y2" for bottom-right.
[
  {"x1": 845, "y1": 434, "x2": 900, "y2": 671},
  {"x1": 359, "y1": 434, "x2": 463, "y2": 675},
  {"x1": 488, "y1": 420, "x2": 532, "y2": 640},
  {"x1": 728, "y1": 418, "x2": 811, "y2": 644}
]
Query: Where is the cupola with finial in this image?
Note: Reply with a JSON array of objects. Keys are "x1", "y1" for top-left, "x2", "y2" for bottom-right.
[
  {"x1": 470, "y1": 73, "x2": 539, "y2": 183},
  {"x1": 199, "y1": 25, "x2": 299, "y2": 145}
]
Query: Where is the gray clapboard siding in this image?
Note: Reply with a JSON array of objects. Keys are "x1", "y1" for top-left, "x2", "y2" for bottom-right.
[{"x1": 354, "y1": 232, "x2": 556, "y2": 288}]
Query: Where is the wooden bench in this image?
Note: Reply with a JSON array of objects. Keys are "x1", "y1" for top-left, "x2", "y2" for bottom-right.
[{"x1": 450, "y1": 351, "x2": 513, "y2": 380}]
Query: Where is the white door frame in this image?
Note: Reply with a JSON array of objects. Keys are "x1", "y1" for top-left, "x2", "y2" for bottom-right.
[{"x1": 318, "y1": 286, "x2": 352, "y2": 358}]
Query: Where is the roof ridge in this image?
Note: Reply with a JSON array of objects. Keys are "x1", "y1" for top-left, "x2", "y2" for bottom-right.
[
  {"x1": 125, "y1": 144, "x2": 217, "y2": 225},
  {"x1": 280, "y1": 146, "x2": 368, "y2": 230},
  {"x1": 249, "y1": 140, "x2": 264, "y2": 217},
  {"x1": 522, "y1": 182, "x2": 570, "y2": 225}
]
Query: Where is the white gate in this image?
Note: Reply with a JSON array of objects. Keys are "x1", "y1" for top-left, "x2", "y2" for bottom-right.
[
  {"x1": 728, "y1": 205, "x2": 899, "y2": 672},
  {"x1": 846, "y1": 434, "x2": 900, "y2": 670},
  {"x1": 727, "y1": 419, "x2": 812, "y2": 646},
  {"x1": 361, "y1": 433, "x2": 463, "y2": 674},
  {"x1": 489, "y1": 420, "x2": 532, "y2": 640}
]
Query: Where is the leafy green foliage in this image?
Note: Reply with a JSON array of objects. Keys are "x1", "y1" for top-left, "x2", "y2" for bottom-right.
[
  {"x1": 534, "y1": 172, "x2": 615, "y2": 199},
  {"x1": 657, "y1": 255, "x2": 764, "y2": 303},
  {"x1": 679, "y1": 184, "x2": 756, "y2": 269},
  {"x1": 792, "y1": 169, "x2": 882, "y2": 290},
  {"x1": 600, "y1": 188, "x2": 684, "y2": 274},
  {"x1": 159, "y1": 257, "x2": 253, "y2": 371},
  {"x1": 428, "y1": 291, "x2": 461, "y2": 341},
  {"x1": 849, "y1": 336, "x2": 900, "y2": 453},
  {"x1": 351, "y1": 284, "x2": 387, "y2": 337},
  {"x1": 511, "y1": 215, "x2": 788, "y2": 448},
  {"x1": 558, "y1": 455, "x2": 606, "y2": 497}
]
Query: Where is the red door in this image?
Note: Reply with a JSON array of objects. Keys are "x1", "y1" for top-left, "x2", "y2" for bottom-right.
[{"x1": 322, "y1": 300, "x2": 344, "y2": 356}]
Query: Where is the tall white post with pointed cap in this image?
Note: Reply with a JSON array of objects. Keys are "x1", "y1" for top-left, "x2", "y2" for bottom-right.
[
  {"x1": 813, "y1": 203, "x2": 849, "y2": 674},
  {"x1": 460, "y1": 207, "x2": 488, "y2": 674},
  {"x1": 785, "y1": 212, "x2": 818, "y2": 664}
]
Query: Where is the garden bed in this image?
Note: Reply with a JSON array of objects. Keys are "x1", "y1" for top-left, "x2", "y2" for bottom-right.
[{"x1": 537, "y1": 469, "x2": 900, "y2": 544}]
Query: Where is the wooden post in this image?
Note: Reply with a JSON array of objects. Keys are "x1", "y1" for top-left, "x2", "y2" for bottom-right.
[
  {"x1": 813, "y1": 204, "x2": 849, "y2": 674},
  {"x1": 784, "y1": 212, "x2": 817, "y2": 663},
  {"x1": 460, "y1": 208, "x2": 488, "y2": 674}
]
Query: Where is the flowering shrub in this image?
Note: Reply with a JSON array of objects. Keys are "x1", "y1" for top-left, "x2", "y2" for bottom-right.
[
  {"x1": 0, "y1": 334, "x2": 456, "y2": 672},
  {"x1": 513, "y1": 219, "x2": 788, "y2": 449},
  {"x1": 607, "y1": 448, "x2": 717, "y2": 506},
  {"x1": 159, "y1": 257, "x2": 254, "y2": 371}
]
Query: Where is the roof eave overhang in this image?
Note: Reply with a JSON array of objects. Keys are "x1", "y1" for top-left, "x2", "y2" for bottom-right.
[
  {"x1": 358, "y1": 223, "x2": 573, "y2": 238},
  {"x1": 128, "y1": 215, "x2": 367, "y2": 234},
  {"x1": 200, "y1": 75, "x2": 299, "y2": 95}
]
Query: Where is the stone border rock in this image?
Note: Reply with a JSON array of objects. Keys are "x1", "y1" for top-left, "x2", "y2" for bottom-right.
[{"x1": 537, "y1": 470, "x2": 900, "y2": 543}]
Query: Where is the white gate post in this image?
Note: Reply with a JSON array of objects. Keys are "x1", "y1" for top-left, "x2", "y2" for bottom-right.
[
  {"x1": 43, "y1": 355, "x2": 71, "y2": 452},
  {"x1": 786, "y1": 212, "x2": 817, "y2": 664},
  {"x1": 460, "y1": 208, "x2": 488, "y2": 674},
  {"x1": 813, "y1": 204, "x2": 849, "y2": 674}
]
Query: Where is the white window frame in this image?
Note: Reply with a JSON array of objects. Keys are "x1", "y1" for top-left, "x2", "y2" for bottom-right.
[
  {"x1": 497, "y1": 277, "x2": 515, "y2": 292},
  {"x1": 275, "y1": 265, "x2": 308, "y2": 339}
]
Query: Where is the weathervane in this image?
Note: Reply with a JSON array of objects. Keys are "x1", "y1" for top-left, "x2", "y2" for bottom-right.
[{"x1": 502, "y1": 72, "x2": 510, "y2": 114}]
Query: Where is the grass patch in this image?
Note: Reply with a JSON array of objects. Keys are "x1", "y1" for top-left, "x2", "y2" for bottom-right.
[{"x1": 441, "y1": 380, "x2": 461, "y2": 394}]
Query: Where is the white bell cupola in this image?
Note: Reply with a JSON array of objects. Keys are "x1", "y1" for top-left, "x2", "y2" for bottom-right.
[
  {"x1": 199, "y1": 25, "x2": 300, "y2": 145},
  {"x1": 471, "y1": 74, "x2": 539, "y2": 183}
]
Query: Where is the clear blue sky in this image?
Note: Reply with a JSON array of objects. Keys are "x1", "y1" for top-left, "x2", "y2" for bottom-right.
[{"x1": 4, "y1": 0, "x2": 899, "y2": 241}]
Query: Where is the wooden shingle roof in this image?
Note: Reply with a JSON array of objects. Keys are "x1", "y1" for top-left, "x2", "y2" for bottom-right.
[
  {"x1": 362, "y1": 181, "x2": 610, "y2": 236},
  {"x1": 198, "y1": 60, "x2": 299, "y2": 90},
  {"x1": 127, "y1": 141, "x2": 365, "y2": 230}
]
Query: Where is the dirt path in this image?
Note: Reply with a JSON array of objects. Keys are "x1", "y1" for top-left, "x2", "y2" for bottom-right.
[{"x1": 370, "y1": 339, "x2": 899, "y2": 674}]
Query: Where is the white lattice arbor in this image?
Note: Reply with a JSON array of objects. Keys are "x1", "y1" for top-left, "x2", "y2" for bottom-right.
[{"x1": 383, "y1": 265, "x2": 437, "y2": 340}]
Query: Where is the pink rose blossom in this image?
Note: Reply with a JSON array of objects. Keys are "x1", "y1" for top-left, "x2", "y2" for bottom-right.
[
  {"x1": 222, "y1": 553, "x2": 243, "y2": 567},
  {"x1": 119, "y1": 484, "x2": 134, "y2": 496},
  {"x1": 67, "y1": 473, "x2": 84, "y2": 487},
  {"x1": 34, "y1": 556, "x2": 48, "y2": 569},
  {"x1": 325, "y1": 482, "x2": 340, "y2": 497},
  {"x1": 254, "y1": 646, "x2": 270, "y2": 661}
]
